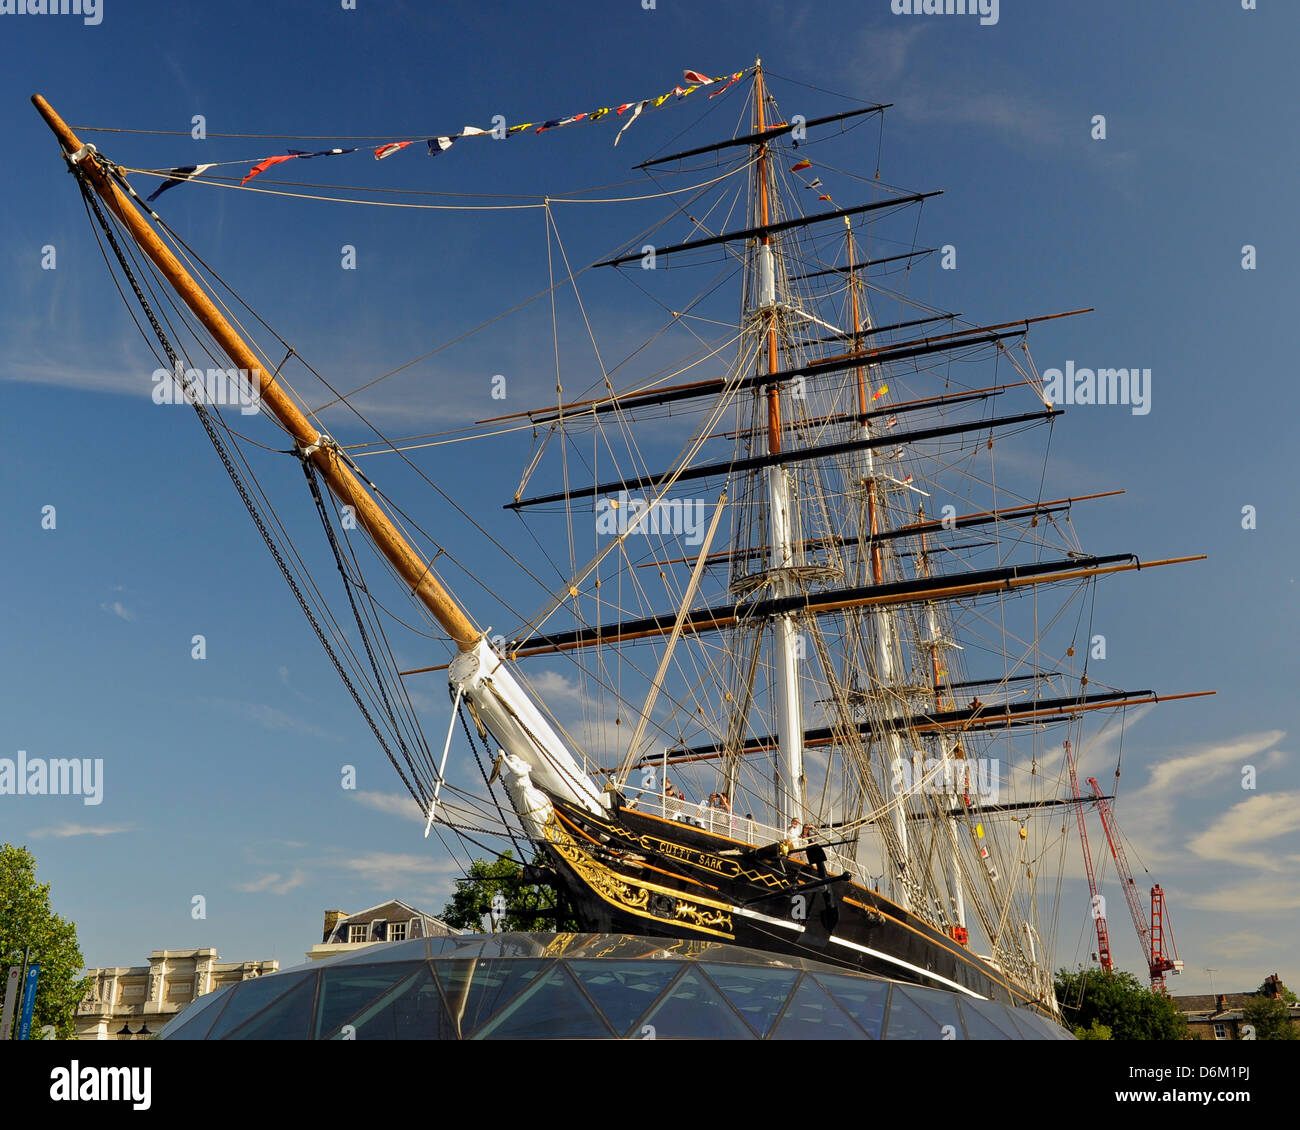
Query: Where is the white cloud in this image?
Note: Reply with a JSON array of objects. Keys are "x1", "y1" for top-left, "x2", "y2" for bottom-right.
[
  {"x1": 30, "y1": 822, "x2": 131, "y2": 838},
  {"x1": 237, "y1": 869, "x2": 308, "y2": 895},
  {"x1": 353, "y1": 790, "x2": 426, "y2": 825},
  {"x1": 1187, "y1": 792, "x2": 1300, "y2": 872},
  {"x1": 99, "y1": 600, "x2": 134, "y2": 622},
  {"x1": 341, "y1": 851, "x2": 458, "y2": 886},
  {"x1": 205, "y1": 699, "x2": 339, "y2": 741}
]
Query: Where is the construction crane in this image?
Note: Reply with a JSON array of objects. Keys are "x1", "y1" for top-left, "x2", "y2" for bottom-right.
[
  {"x1": 1088, "y1": 777, "x2": 1183, "y2": 991},
  {"x1": 1063, "y1": 740, "x2": 1112, "y2": 972}
]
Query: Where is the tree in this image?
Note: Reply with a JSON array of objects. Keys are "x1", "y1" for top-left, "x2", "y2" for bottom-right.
[
  {"x1": 1073, "y1": 1018, "x2": 1113, "y2": 1040},
  {"x1": 0, "y1": 844, "x2": 91, "y2": 1039},
  {"x1": 1242, "y1": 994, "x2": 1298, "y2": 1040},
  {"x1": 441, "y1": 852, "x2": 579, "y2": 933},
  {"x1": 1055, "y1": 967, "x2": 1189, "y2": 1041}
]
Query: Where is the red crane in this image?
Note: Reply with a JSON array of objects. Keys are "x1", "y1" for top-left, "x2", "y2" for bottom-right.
[
  {"x1": 1063, "y1": 741, "x2": 1112, "y2": 972},
  {"x1": 1088, "y1": 777, "x2": 1183, "y2": 991}
]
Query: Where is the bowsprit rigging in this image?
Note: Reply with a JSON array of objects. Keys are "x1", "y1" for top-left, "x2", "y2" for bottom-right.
[{"x1": 34, "y1": 56, "x2": 1213, "y2": 1019}]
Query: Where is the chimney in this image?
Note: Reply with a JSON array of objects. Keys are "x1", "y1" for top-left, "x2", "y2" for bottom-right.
[
  {"x1": 1264, "y1": 974, "x2": 1280, "y2": 1000},
  {"x1": 322, "y1": 909, "x2": 348, "y2": 943},
  {"x1": 1215, "y1": 994, "x2": 1226, "y2": 1012}
]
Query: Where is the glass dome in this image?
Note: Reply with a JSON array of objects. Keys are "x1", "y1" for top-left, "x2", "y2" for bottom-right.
[{"x1": 158, "y1": 933, "x2": 1074, "y2": 1040}]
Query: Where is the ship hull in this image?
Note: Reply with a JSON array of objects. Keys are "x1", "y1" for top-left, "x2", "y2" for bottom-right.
[{"x1": 538, "y1": 795, "x2": 1047, "y2": 1013}]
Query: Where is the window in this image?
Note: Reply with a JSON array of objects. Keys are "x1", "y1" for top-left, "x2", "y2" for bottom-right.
[
  {"x1": 348, "y1": 924, "x2": 369, "y2": 944},
  {"x1": 389, "y1": 922, "x2": 407, "y2": 942},
  {"x1": 1213, "y1": 1023, "x2": 1228, "y2": 1040}
]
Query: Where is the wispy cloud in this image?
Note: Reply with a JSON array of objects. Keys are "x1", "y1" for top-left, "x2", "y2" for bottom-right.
[
  {"x1": 1187, "y1": 791, "x2": 1300, "y2": 872},
  {"x1": 1187, "y1": 876, "x2": 1300, "y2": 915},
  {"x1": 340, "y1": 851, "x2": 458, "y2": 886},
  {"x1": 204, "y1": 698, "x2": 340, "y2": 741},
  {"x1": 237, "y1": 869, "x2": 308, "y2": 895},
  {"x1": 99, "y1": 600, "x2": 134, "y2": 622},
  {"x1": 30, "y1": 822, "x2": 132, "y2": 838},
  {"x1": 353, "y1": 790, "x2": 426, "y2": 825}
]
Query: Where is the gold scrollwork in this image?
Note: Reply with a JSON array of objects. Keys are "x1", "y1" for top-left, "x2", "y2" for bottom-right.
[{"x1": 543, "y1": 815, "x2": 733, "y2": 938}]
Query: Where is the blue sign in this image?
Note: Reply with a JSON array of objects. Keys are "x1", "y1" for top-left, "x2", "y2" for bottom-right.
[{"x1": 17, "y1": 965, "x2": 39, "y2": 1041}]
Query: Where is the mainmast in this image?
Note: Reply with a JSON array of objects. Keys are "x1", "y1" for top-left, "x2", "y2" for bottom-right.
[{"x1": 751, "y1": 61, "x2": 806, "y2": 831}]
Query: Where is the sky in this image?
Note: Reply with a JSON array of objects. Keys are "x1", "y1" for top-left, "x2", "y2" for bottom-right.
[{"x1": 1, "y1": 0, "x2": 1297, "y2": 1000}]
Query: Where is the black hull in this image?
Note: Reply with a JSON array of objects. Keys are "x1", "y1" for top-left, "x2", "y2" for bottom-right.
[{"x1": 537, "y1": 796, "x2": 1049, "y2": 1014}]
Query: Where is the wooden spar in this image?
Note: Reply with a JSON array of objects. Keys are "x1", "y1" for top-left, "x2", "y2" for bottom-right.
[
  {"x1": 596, "y1": 691, "x2": 1218, "y2": 771},
  {"x1": 632, "y1": 489, "x2": 1126, "y2": 571},
  {"x1": 481, "y1": 308, "x2": 1090, "y2": 427},
  {"x1": 504, "y1": 555, "x2": 1207, "y2": 657},
  {"x1": 32, "y1": 94, "x2": 480, "y2": 651}
]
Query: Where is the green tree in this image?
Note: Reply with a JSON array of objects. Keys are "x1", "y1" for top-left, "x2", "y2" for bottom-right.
[
  {"x1": 0, "y1": 844, "x2": 91, "y2": 1039},
  {"x1": 1055, "y1": 967, "x2": 1190, "y2": 1041},
  {"x1": 1073, "y1": 1018, "x2": 1113, "y2": 1040},
  {"x1": 441, "y1": 852, "x2": 579, "y2": 933},
  {"x1": 1242, "y1": 993, "x2": 1298, "y2": 1040}
]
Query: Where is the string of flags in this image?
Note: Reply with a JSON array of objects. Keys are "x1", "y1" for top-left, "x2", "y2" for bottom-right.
[
  {"x1": 143, "y1": 68, "x2": 748, "y2": 201},
  {"x1": 790, "y1": 157, "x2": 832, "y2": 202}
]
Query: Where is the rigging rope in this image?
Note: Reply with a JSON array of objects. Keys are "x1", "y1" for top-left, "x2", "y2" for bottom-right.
[{"x1": 74, "y1": 160, "x2": 430, "y2": 808}]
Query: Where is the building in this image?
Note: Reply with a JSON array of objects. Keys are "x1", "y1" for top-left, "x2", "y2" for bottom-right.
[
  {"x1": 1174, "y1": 973, "x2": 1300, "y2": 1040},
  {"x1": 76, "y1": 948, "x2": 278, "y2": 1040},
  {"x1": 305, "y1": 900, "x2": 456, "y2": 962}
]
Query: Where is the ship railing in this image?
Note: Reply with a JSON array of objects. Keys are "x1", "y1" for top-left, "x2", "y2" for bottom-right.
[{"x1": 632, "y1": 794, "x2": 862, "y2": 881}]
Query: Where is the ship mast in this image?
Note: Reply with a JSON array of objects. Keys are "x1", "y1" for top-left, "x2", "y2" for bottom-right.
[{"x1": 752, "y1": 61, "x2": 806, "y2": 831}]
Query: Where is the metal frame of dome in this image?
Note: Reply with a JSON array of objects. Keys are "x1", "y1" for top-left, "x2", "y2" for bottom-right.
[{"x1": 158, "y1": 933, "x2": 1075, "y2": 1040}]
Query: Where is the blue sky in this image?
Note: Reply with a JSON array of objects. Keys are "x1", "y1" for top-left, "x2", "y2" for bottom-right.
[{"x1": 2, "y1": 0, "x2": 1297, "y2": 996}]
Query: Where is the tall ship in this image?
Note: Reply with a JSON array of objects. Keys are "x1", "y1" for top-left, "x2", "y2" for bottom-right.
[{"x1": 33, "y1": 62, "x2": 1208, "y2": 1021}]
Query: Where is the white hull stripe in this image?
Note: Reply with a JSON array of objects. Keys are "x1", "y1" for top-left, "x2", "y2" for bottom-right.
[{"x1": 732, "y1": 905, "x2": 987, "y2": 1000}]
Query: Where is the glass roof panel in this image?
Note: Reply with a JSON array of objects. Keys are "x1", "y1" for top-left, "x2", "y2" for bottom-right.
[
  {"x1": 223, "y1": 974, "x2": 319, "y2": 1040},
  {"x1": 956, "y1": 996, "x2": 1018, "y2": 1039},
  {"x1": 639, "y1": 967, "x2": 755, "y2": 1040},
  {"x1": 897, "y1": 985, "x2": 966, "y2": 1038},
  {"x1": 995, "y1": 1002, "x2": 1044, "y2": 1040},
  {"x1": 566, "y1": 961, "x2": 682, "y2": 1036},
  {"x1": 435, "y1": 959, "x2": 553, "y2": 1037},
  {"x1": 205, "y1": 972, "x2": 313, "y2": 1041},
  {"x1": 328, "y1": 963, "x2": 452, "y2": 1040},
  {"x1": 882, "y1": 984, "x2": 943, "y2": 1039},
  {"x1": 314, "y1": 962, "x2": 425, "y2": 1038},
  {"x1": 473, "y1": 965, "x2": 613, "y2": 1039},
  {"x1": 157, "y1": 984, "x2": 236, "y2": 1040},
  {"x1": 770, "y1": 973, "x2": 869, "y2": 1040},
  {"x1": 811, "y1": 972, "x2": 890, "y2": 1039},
  {"x1": 702, "y1": 963, "x2": 801, "y2": 1038}
]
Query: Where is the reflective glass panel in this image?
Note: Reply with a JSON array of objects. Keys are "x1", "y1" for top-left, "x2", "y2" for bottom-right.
[
  {"x1": 770, "y1": 973, "x2": 868, "y2": 1040},
  {"x1": 638, "y1": 968, "x2": 754, "y2": 1039},
  {"x1": 702, "y1": 963, "x2": 800, "y2": 1037},
  {"x1": 811, "y1": 973, "x2": 890, "y2": 1039},
  {"x1": 206, "y1": 972, "x2": 313, "y2": 1041},
  {"x1": 223, "y1": 975, "x2": 318, "y2": 1040},
  {"x1": 473, "y1": 965, "x2": 613, "y2": 1039},
  {"x1": 158, "y1": 984, "x2": 236, "y2": 1041},
  {"x1": 898, "y1": 985, "x2": 966, "y2": 1038},
  {"x1": 315, "y1": 962, "x2": 424, "y2": 1039},
  {"x1": 567, "y1": 961, "x2": 682, "y2": 1036}
]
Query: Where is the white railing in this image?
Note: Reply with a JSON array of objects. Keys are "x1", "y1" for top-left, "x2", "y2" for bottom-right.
[{"x1": 627, "y1": 791, "x2": 862, "y2": 881}]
